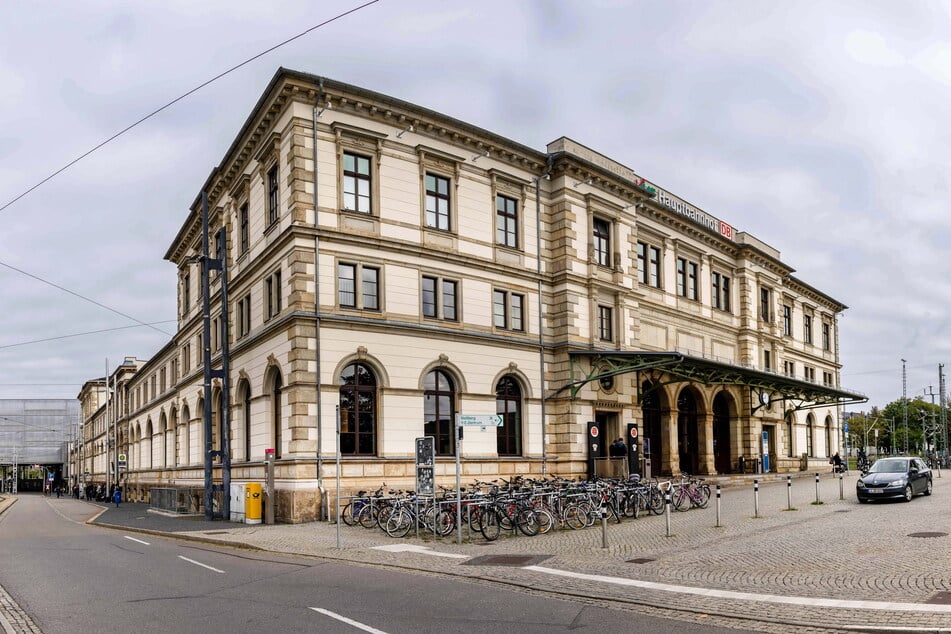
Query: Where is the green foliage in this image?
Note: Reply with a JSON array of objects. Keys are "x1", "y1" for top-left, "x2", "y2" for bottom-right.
[{"x1": 851, "y1": 399, "x2": 944, "y2": 453}]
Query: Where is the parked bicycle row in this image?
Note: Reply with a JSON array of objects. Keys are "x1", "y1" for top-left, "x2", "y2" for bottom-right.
[{"x1": 338, "y1": 473, "x2": 712, "y2": 541}]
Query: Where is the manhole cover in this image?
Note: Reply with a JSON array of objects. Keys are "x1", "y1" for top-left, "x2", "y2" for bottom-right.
[
  {"x1": 908, "y1": 532, "x2": 947, "y2": 538},
  {"x1": 627, "y1": 557, "x2": 655, "y2": 564},
  {"x1": 463, "y1": 554, "x2": 551, "y2": 567},
  {"x1": 926, "y1": 591, "x2": 951, "y2": 605},
  {"x1": 834, "y1": 510, "x2": 850, "y2": 513}
]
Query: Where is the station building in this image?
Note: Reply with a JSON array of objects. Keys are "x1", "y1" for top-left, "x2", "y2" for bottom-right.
[{"x1": 77, "y1": 68, "x2": 865, "y2": 522}]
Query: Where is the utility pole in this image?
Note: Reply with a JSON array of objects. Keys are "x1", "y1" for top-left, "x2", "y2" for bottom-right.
[
  {"x1": 902, "y1": 359, "x2": 908, "y2": 454},
  {"x1": 941, "y1": 364, "x2": 948, "y2": 464}
]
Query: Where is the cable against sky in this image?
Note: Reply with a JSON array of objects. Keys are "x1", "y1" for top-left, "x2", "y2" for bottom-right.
[
  {"x1": 0, "y1": 259, "x2": 173, "y2": 337},
  {"x1": 0, "y1": 321, "x2": 177, "y2": 351},
  {"x1": 0, "y1": 0, "x2": 382, "y2": 215}
]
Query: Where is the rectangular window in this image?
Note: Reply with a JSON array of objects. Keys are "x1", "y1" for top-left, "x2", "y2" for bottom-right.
[
  {"x1": 804, "y1": 315, "x2": 813, "y2": 344},
  {"x1": 212, "y1": 316, "x2": 221, "y2": 352},
  {"x1": 496, "y1": 194, "x2": 518, "y2": 248},
  {"x1": 421, "y1": 275, "x2": 457, "y2": 320},
  {"x1": 338, "y1": 264, "x2": 356, "y2": 308},
  {"x1": 593, "y1": 218, "x2": 611, "y2": 267},
  {"x1": 183, "y1": 272, "x2": 191, "y2": 313},
  {"x1": 783, "y1": 305, "x2": 792, "y2": 336},
  {"x1": 265, "y1": 269, "x2": 282, "y2": 320},
  {"x1": 636, "y1": 242, "x2": 647, "y2": 284},
  {"x1": 493, "y1": 290, "x2": 525, "y2": 331},
  {"x1": 343, "y1": 152, "x2": 372, "y2": 213},
  {"x1": 638, "y1": 242, "x2": 662, "y2": 288},
  {"x1": 362, "y1": 266, "x2": 379, "y2": 311},
  {"x1": 760, "y1": 287, "x2": 771, "y2": 321},
  {"x1": 712, "y1": 272, "x2": 731, "y2": 312},
  {"x1": 239, "y1": 202, "x2": 249, "y2": 254},
  {"x1": 805, "y1": 366, "x2": 816, "y2": 382},
  {"x1": 783, "y1": 360, "x2": 795, "y2": 377},
  {"x1": 822, "y1": 322, "x2": 831, "y2": 351},
  {"x1": 764, "y1": 350, "x2": 771, "y2": 371},
  {"x1": 677, "y1": 258, "x2": 697, "y2": 299},
  {"x1": 160, "y1": 368, "x2": 167, "y2": 393},
  {"x1": 237, "y1": 294, "x2": 251, "y2": 339},
  {"x1": 425, "y1": 173, "x2": 451, "y2": 231},
  {"x1": 823, "y1": 371, "x2": 834, "y2": 386},
  {"x1": 183, "y1": 344, "x2": 191, "y2": 374},
  {"x1": 598, "y1": 305, "x2": 613, "y2": 342},
  {"x1": 267, "y1": 164, "x2": 279, "y2": 226}
]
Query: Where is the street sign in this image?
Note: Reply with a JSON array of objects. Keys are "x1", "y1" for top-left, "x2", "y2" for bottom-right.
[{"x1": 456, "y1": 414, "x2": 503, "y2": 427}]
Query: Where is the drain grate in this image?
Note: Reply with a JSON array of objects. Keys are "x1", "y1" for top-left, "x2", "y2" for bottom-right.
[
  {"x1": 926, "y1": 591, "x2": 951, "y2": 605},
  {"x1": 204, "y1": 531, "x2": 229, "y2": 535},
  {"x1": 908, "y1": 531, "x2": 948, "y2": 538},
  {"x1": 627, "y1": 557, "x2": 656, "y2": 564},
  {"x1": 463, "y1": 554, "x2": 551, "y2": 567},
  {"x1": 834, "y1": 509, "x2": 850, "y2": 513}
]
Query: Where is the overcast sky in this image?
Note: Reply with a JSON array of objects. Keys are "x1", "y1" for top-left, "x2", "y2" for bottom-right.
[{"x1": 1, "y1": 1, "x2": 947, "y2": 410}]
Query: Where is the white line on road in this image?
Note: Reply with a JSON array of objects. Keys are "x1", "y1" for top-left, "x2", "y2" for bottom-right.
[
  {"x1": 371, "y1": 544, "x2": 468, "y2": 559},
  {"x1": 309, "y1": 608, "x2": 389, "y2": 633},
  {"x1": 178, "y1": 555, "x2": 225, "y2": 574},
  {"x1": 522, "y1": 566, "x2": 951, "y2": 613},
  {"x1": 123, "y1": 536, "x2": 150, "y2": 546}
]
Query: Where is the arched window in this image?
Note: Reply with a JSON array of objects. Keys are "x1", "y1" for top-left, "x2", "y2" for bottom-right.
[
  {"x1": 825, "y1": 416, "x2": 834, "y2": 458},
  {"x1": 271, "y1": 371, "x2": 283, "y2": 458},
  {"x1": 339, "y1": 363, "x2": 377, "y2": 455},
  {"x1": 237, "y1": 380, "x2": 252, "y2": 462},
  {"x1": 181, "y1": 404, "x2": 191, "y2": 465},
  {"x1": 424, "y1": 370, "x2": 455, "y2": 456},
  {"x1": 786, "y1": 414, "x2": 795, "y2": 458},
  {"x1": 806, "y1": 415, "x2": 814, "y2": 457},
  {"x1": 496, "y1": 376, "x2": 521, "y2": 456}
]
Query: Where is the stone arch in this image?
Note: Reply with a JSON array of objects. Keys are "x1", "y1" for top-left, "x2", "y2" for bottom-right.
[
  {"x1": 712, "y1": 389, "x2": 737, "y2": 474},
  {"x1": 676, "y1": 385, "x2": 704, "y2": 475},
  {"x1": 235, "y1": 377, "x2": 253, "y2": 462},
  {"x1": 418, "y1": 355, "x2": 468, "y2": 394},
  {"x1": 640, "y1": 379, "x2": 667, "y2": 476}
]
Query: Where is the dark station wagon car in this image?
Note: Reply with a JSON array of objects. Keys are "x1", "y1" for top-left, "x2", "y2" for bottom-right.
[{"x1": 856, "y1": 457, "x2": 933, "y2": 503}]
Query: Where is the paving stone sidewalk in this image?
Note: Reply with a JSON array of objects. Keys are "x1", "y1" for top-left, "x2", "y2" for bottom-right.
[{"x1": 24, "y1": 474, "x2": 951, "y2": 632}]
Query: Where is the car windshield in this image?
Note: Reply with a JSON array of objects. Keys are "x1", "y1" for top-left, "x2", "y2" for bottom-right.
[{"x1": 868, "y1": 458, "x2": 909, "y2": 474}]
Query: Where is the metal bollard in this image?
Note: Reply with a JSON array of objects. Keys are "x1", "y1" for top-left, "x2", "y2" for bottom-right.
[
  {"x1": 715, "y1": 484, "x2": 721, "y2": 527},
  {"x1": 839, "y1": 473, "x2": 844, "y2": 500},
  {"x1": 754, "y1": 478, "x2": 759, "y2": 518},
  {"x1": 601, "y1": 511, "x2": 609, "y2": 549},
  {"x1": 815, "y1": 472, "x2": 821, "y2": 504},
  {"x1": 665, "y1": 492, "x2": 672, "y2": 537},
  {"x1": 786, "y1": 475, "x2": 792, "y2": 510}
]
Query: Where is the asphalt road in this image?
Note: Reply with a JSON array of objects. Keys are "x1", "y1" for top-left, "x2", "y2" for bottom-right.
[{"x1": 0, "y1": 495, "x2": 750, "y2": 634}]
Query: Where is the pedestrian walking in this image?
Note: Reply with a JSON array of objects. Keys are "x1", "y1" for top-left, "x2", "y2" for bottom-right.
[{"x1": 113, "y1": 488, "x2": 121, "y2": 507}]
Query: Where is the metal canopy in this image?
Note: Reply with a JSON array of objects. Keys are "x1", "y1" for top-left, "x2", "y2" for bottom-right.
[{"x1": 562, "y1": 350, "x2": 868, "y2": 413}]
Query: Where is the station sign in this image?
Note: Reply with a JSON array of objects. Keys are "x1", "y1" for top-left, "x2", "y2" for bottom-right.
[{"x1": 456, "y1": 414, "x2": 502, "y2": 427}]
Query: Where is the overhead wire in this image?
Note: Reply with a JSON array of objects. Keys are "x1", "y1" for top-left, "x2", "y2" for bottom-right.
[
  {"x1": 0, "y1": 259, "x2": 173, "y2": 337},
  {"x1": 0, "y1": 320, "x2": 177, "y2": 351},
  {"x1": 0, "y1": 0, "x2": 382, "y2": 215}
]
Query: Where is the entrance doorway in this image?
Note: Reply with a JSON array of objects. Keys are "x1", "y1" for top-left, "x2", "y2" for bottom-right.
[
  {"x1": 641, "y1": 382, "x2": 663, "y2": 477},
  {"x1": 677, "y1": 389, "x2": 699, "y2": 475},
  {"x1": 763, "y1": 424, "x2": 777, "y2": 473},
  {"x1": 712, "y1": 392, "x2": 732, "y2": 474}
]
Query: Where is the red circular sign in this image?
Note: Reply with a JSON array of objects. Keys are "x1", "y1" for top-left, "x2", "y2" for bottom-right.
[
  {"x1": 630, "y1": 427, "x2": 639, "y2": 439},
  {"x1": 590, "y1": 426, "x2": 599, "y2": 438}
]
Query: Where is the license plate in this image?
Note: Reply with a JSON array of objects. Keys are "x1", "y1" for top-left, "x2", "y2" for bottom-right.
[{"x1": 868, "y1": 488, "x2": 883, "y2": 494}]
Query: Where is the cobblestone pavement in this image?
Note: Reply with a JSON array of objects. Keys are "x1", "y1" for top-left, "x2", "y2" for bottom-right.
[
  {"x1": 0, "y1": 497, "x2": 43, "y2": 634},
  {"x1": 6, "y1": 473, "x2": 951, "y2": 633}
]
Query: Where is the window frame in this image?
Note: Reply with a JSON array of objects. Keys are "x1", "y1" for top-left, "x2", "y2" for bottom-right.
[
  {"x1": 424, "y1": 370, "x2": 456, "y2": 456},
  {"x1": 338, "y1": 262, "x2": 381, "y2": 311},
  {"x1": 339, "y1": 362, "x2": 378, "y2": 456},
  {"x1": 782, "y1": 305, "x2": 792, "y2": 336},
  {"x1": 265, "y1": 269, "x2": 282, "y2": 321},
  {"x1": 804, "y1": 314, "x2": 813, "y2": 344},
  {"x1": 425, "y1": 172, "x2": 452, "y2": 232},
  {"x1": 493, "y1": 289, "x2": 525, "y2": 331},
  {"x1": 342, "y1": 151, "x2": 373, "y2": 214},
  {"x1": 495, "y1": 193, "x2": 519, "y2": 249},
  {"x1": 593, "y1": 218, "x2": 611, "y2": 267},
  {"x1": 239, "y1": 202, "x2": 249, "y2": 255},
  {"x1": 712, "y1": 271, "x2": 731, "y2": 312},
  {"x1": 421, "y1": 275, "x2": 458, "y2": 321},
  {"x1": 267, "y1": 163, "x2": 279, "y2": 227},
  {"x1": 496, "y1": 376, "x2": 522, "y2": 456},
  {"x1": 597, "y1": 304, "x2": 614, "y2": 342}
]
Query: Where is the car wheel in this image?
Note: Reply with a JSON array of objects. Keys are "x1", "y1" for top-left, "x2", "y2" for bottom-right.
[
  {"x1": 925, "y1": 479, "x2": 933, "y2": 496},
  {"x1": 903, "y1": 485, "x2": 913, "y2": 502}
]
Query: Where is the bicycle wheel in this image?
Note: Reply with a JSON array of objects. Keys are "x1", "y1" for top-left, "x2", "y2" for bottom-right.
[
  {"x1": 694, "y1": 484, "x2": 711, "y2": 509},
  {"x1": 621, "y1": 493, "x2": 637, "y2": 518},
  {"x1": 563, "y1": 504, "x2": 588, "y2": 530},
  {"x1": 356, "y1": 503, "x2": 379, "y2": 529},
  {"x1": 672, "y1": 487, "x2": 689, "y2": 512},
  {"x1": 516, "y1": 508, "x2": 540, "y2": 536},
  {"x1": 384, "y1": 509, "x2": 413, "y2": 538},
  {"x1": 534, "y1": 507, "x2": 555, "y2": 534},
  {"x1": 340, "y1": 502, "x2": 356, "y2": 526},
  {"x1": 434, "y1": 509, "x2": 455, "y2": 537},
  {"x1": 648, "y1": 489, "x2": 665, "y2": 515},
  {"x1": 479, "y1": 508, "x2": 501, "y2": 541}
]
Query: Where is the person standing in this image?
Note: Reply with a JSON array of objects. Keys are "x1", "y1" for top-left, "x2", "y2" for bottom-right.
[{"x1": 112, "y1": 488, "x2": 121, "y2": 508}]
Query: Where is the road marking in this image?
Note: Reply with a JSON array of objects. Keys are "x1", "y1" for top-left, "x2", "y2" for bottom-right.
[
  {"x1": 124, "y1": 536, "x2": 150, "y2": 546},
  {"x1": 178, "y1": 555, "x2": 225, "y2": 574},
  {"x1": 522, "y1": 566, "x2": 951, "y2": 613},
  {"x1": 309, "y1": 608, "x2": 389, "y2": 633},
  {"x1": 371, "y1": 544, "x2": 468, "y2": 559}
]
